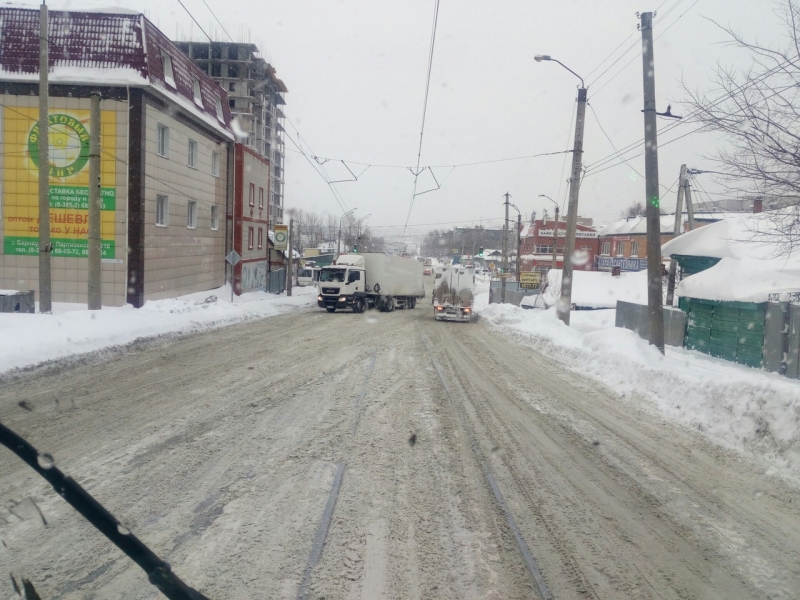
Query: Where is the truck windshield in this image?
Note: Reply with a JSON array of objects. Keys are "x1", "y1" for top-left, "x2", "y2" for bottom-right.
[{"x1": 320, "y1": 269, "x2": 346, "y2": 283}]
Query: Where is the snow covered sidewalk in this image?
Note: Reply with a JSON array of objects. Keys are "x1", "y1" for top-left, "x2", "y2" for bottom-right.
[
  {"x1": 475, "y1": 295, "x2": 800, "y2": 487},
  {"x1": 0, "y1": 285, "x2": 317, "y2": 375}
]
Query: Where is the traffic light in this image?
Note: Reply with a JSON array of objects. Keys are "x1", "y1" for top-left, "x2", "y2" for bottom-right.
[
  {"x1": 478, "y1": 247, "x2": 484, "y2": 257},
  {"x1": 353, "y1": 245, "x2": 358, "y2": 253}
]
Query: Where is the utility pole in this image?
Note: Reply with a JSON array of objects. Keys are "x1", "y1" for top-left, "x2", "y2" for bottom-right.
[
  {"x1": 38, "y1": 1, "x2": 51, "y2": 313},
  {"x1": 665, "y1": 163, "x2": 687, "y2": 306},
  {"x1": 556, "y1": 87, "x2": 587, "y2": 325},
  {"x1": 516, "y1": 213, "x2": 521, "y2": 279},
  {"x1": 286, "y1": 217, "x2": 293, "y2": 296},
  {"x1": 553, "y1": 206, "x2": 559, "y2": 272},
  {"x1": 87, "y1": 92, "x2": 102, "y2": 309},
  {"x1": 640, "y1": 11, "x2": 665, "y2": 354},
  {"x1": 501, "y1": 192, "x2": 510, "y2": 303},
  {"x1": 685, "y1": 176, "x2": 696, "y2": 230}
]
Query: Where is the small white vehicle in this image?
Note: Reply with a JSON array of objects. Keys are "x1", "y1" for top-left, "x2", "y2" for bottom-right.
[{"x1": 297, "y1": 267, "x2": 315, "y2": 287}]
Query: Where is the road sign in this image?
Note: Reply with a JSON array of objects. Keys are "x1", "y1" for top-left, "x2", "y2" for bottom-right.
[
  {"x1": 497, "y1": 273, "x2": 512, "y2": 278},
  {"x1": 519, "y1": 271, "x2": 541, "y2": 289},
  {"x1": 225, "y1": 250, "x2": 242, "y2": 266},
  {"x1": 274, "y1": 224, "x2": 289, "y2": 251},
  {"x1": 489, "y1": 262, "x2": 496, "y2": 270}
]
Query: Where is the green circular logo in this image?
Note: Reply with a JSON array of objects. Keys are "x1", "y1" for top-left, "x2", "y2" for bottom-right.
[
  {"x1": 28, "y1": 114, "x2": 90, "y2": 178},
  {"x1": 274, "y1": 231, "x2": 287, "y2": 243}
]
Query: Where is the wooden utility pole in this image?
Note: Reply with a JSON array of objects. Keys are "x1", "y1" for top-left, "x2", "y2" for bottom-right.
[
  {"x1": 38, "y1": 1, "x2": 52, "y2": 313},
  {"x1": 87, "y1": 92, "x2": 102, "y2": 309},
  {"x1": 285, "y1": 218, "x2": 293, "y2": 296},
  {"x1": 685, "y1": 177, "x2": 696, "y2": 230},
  {"x1": 640, "y1": 11, "x2": 665, "y2": 354},
  {"x1": 501, "y1": 192, "x2": 509, "y2": 303},
  {"x1": 556, "y1": 87, "x2": 587, "y2": 325},
  {"x1": 516, "y1": 213, "x2": 521, "y2": 279},
  {"x1": 665, "y1": 164, "x2": 687, "y2": 306}
]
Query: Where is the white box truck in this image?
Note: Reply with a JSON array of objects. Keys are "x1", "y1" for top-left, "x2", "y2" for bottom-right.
[
  {"x1": 433, "y1": 265, "x2": 475, "y2": 322},
  {"x1": 317, "y1": 253, "x2": 425, "y2": 313}
]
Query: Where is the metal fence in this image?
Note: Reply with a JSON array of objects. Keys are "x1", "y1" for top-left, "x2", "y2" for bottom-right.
[
  {"x1": 764, "y1": 301, "x2": 800, "y2": 378},
  {"x1": 268, "y1": 268, "x2": 286, "y2": 294},
  {"x1": 615, "y1": 300, "x2": 687, "y2": 347},
  {"x1": 488, "y1": 281, "x2": 538, "y2": 306},
  {"x1": 0, "y1": 290, "x2": 35, "y2": 313}
]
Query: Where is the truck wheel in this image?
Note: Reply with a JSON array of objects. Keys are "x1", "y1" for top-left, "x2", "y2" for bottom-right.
[
  {"x1": 387, "y1": 297, "x2": 395, "y2": 312},
  {"x1": 409, "y1": 298, "x2": 416, "y2": 309},
  {"x1": 326, "y1": 306, "x2": 336, "y2": 313},
  {"x1": 354, "y1": 298, "x2": 365, "y2": 313}
]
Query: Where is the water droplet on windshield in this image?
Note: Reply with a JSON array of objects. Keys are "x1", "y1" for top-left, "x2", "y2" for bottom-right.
[
  {"x1": 36, "y1": 453, "x2": 54, "y2": 469},
  {"x1": 117, "y1": 524, "x2": 131, "y2": 535}
]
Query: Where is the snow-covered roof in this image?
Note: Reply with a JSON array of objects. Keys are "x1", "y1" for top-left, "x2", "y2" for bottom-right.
[
  {"x1": 662, "y1": 210, "x2": 800, "y2": 303},
  {"x1": 597, "y1": 211, "x2": 743, "y2": 236},
  {"x1": 0, "y1": 7, "x2": 233, "y2": 139}
]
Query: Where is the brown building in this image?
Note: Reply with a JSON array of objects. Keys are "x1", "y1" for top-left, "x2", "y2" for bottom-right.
[
  {"x1": 0, "y1": 8, "x2": 234, "y2": 307},
  {"x1": 231, "y1": 143, "x2": 272, "y2": 294},
  {"x1": 519, "y1": 217, "x2": 599, "y2": 275}
]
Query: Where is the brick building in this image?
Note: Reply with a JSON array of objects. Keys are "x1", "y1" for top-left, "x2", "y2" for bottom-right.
[
  {"x1": 0, "y1": 8, "x2": 233, "y2": 306},
  {"x1": 519, "y1": 216, "x2": 598, "y2": 275}
]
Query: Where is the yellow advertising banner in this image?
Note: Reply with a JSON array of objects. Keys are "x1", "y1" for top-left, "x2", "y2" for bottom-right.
[
  {"x1": 519, "y1": 271, "x2": 542, "y2": 288},
  {"x1": 3, "y1": 107, "x2": 117, "y2": 257}
]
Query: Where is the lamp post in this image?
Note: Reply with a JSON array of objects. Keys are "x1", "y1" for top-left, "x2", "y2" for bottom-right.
[
  {"x1": 337, "y1": 208, "x2": 357, "y2": 258},
  {"x1": 356, "y1": 214, "x2": 371, "y2": 240},
  {"x1": 535, "y1": 54, "x2": 587, "y2": 325},
  {"x1": 538, "y1": 194, "x2": 560, "y2": 272}
]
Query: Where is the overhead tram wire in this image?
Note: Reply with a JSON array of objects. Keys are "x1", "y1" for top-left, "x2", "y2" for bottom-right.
[
  {"x1": 175, "y1": 0, "x2": 213, "y2": 41},
  {"x1": 587, "y1": 102, "x2": 644, "y2": 179},
  {"x1": 404, "y1": 0, "x2": 441, "y2": 233},
  {"x1": 284, "y1": 130, "x2": 349, "y2": 214},
  {"x1": 199, "y1": 0, "x2": 234, "y2": 42}
]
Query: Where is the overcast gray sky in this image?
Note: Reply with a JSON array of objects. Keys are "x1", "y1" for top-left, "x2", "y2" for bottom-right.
[{"x1": 48, "y1": 1, "x2": 786, "y2": 238}]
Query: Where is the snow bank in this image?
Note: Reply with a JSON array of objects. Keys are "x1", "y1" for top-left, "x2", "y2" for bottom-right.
[
  {"x1": 477, "y1": 297, "x2": 800, "y2": 487},
  {"x1": 530, "y1": 269, "x2": 648, "y2": 309},
  {"x1": 0, "y1": 285, "x2": 317, "y2": 375}
]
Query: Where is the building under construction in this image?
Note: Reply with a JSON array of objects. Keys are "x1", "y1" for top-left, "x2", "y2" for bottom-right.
[{"x1": 176, "y1": 41, "x2": 288, "y2": 228}]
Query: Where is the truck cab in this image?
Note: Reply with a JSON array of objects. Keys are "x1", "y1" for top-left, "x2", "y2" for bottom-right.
[{"x1": 317, "y1": 255, "x2": 366, "y2": 313}]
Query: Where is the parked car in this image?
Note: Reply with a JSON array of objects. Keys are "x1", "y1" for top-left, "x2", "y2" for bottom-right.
[{"x1": 423, "y1": 267, "x2": 433, "y2": 276}]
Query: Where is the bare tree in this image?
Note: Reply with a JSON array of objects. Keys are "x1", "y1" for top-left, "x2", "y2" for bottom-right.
[
  {"x1": 682, "y1": 0, "x2": 800, "y2": 249},
  {"x1": 622, "y1": 201, "x2": 647, "y2": 218}
]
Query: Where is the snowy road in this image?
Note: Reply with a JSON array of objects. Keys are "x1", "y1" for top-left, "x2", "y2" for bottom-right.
[{"x1": 0, "y1": 302, "x2": 799, "y2": 599}]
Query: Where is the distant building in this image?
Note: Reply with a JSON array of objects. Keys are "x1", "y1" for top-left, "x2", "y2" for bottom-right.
[
  {"x1": 0, "y1": 8, "x2": 233, "y2": 307},
  {"x1": 176, "y1": 41, "x2": 287, "y2": 228},
  {"x1": 520, "y1": 216, "x2": 598, "y2": 275}
]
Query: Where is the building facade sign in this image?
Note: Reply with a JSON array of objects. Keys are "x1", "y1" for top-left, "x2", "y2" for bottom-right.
[
  {"x1": 596, "y1": 256, "x2": 648, "y2": 272},
  {"x1": 273, "y1": 224, "x2": 288, "y2": 251},
  {"x1": 3, "y1": 108, "x2": 117, "y2": 258},
  {"x1": 538, "y1": 229, "x2": 597, "y2": 238}
]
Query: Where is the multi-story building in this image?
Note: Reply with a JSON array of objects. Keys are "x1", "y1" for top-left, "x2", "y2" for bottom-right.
[
  {"x1": 519, "y1": 216, "x2": 599, "y2": 276},
  {"x1": 0, "y1": 8, "x2": 233, "y2": 307},
  {"x1": 175, "y1": 41, "x2": 287, "y2": 228}
]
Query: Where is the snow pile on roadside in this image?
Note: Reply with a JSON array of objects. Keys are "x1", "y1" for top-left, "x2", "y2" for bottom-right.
[
  {"x1": 536, "y1": 269, "x2": 649, "y2": 309},
  {"x1": 0, "y1": 285, "x2": 317, "y2": 375},
  {"x1": 477, "y1": 298, "x2": 800, "y2": 486}
]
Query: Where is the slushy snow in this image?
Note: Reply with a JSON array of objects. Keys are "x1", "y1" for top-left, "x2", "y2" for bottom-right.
[
  {"x1": 477, "y1": 296, "x2": 800, "y2": 488},
  {"x1": 0, "y1": 285, "x2": 317, "y2": 375}
]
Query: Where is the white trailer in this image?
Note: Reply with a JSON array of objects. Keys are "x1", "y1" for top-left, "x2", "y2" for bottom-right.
[
  {"x1": 317, "y1": 253, "x2": 425, "y2": 313},
  {"x1": 433, "y1": 265, "x2": 475, "y2": 322}
]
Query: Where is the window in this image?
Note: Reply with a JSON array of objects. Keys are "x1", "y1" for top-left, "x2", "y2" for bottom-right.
[
  {"x1": 157, "y1": 124, "x2": 169, "y2": 157},
  {"x1": 631, "y1": 241, "x2": 639, "y2": 257},
  {"x1": 156, "y1": 195, "x2": 168, "y2": 226},
  {"x1": 192, "y1": 78, "x2": 202, "y2": 106},
  {"x1": 229, "y1": 99, "x2": 235, "y2": 108},
  {"x1": 535, "y1": 244, "x2": 553, "y2": 254},
  {"x1": 160, "y1": 50, "x2": 175, "y2": 87},
  {"x1": 187, "y1": 200, "x2": 197, "y2": 229},
  {"x1": 257, "y1": 227, "x2": 263, "y2": 249},
  {"x1": 211, "y1": 205, "x2": 219, "y2": 230},
  {"x1": 215, "y1": 96, "x2": 224, "y2": 121},
  {"x1": 248, "y1": 226, "x2": 254, "y2": 249},
  {"x1": 617, "y1": 242, "x2": 626, "y2": 256},
  {"x1": 188, "y1": 139, "x2": 198, "y2": 168},
  {"x1": 601, "y1": 241, "x2": 611, "y2": 255},
  {"x1": 229, "y1": 82, "x2": 236, "y2": 92},
  {"x1": 258, "y1": 187, "x2": 264, "y2": 209},
  {"x1": 249, "y1": 183, "x2": 255, "y2": 206},
  {"x1": 212, "y1": 151, "x2": 220, "y2": 177}
]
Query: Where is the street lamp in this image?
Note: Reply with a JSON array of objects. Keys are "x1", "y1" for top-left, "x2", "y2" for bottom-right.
[
  {"x1": 337, "y1": 208, "x2": 357, "y2": 257},
  {"x1": 535, "y1": 53, "x2": 587, "y2": 325},
  {"x1": 538, "y1": 194, "x2": 560, "y2": 271},
  {"x1": 355, "y1": 214, "x2": 371, "y2": 251}
]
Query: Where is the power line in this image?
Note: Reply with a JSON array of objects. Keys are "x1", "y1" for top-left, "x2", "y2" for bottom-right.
[
  {"x1": 587, "y1": 102, "x2": 644, "y2": 179},
  {"x1": 175, "y1": 0, "x2": 213, "y2": 42},
  {"x1": 404, "y1": 0, "x2": 441, "y2": 232},
  {"x1": 198, "y1": 0, "x2": 234, "y2": 42},
  {"x1": 284, "y1": 129, "x2": 348, "y2": 214}
]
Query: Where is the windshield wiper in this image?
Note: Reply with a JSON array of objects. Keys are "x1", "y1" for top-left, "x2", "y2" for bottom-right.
[{"x1": 0, "y1": 422, "x2": 210, "y2": 600}]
